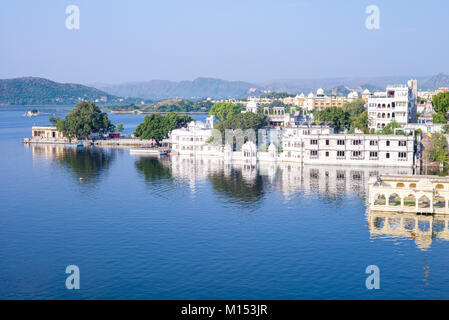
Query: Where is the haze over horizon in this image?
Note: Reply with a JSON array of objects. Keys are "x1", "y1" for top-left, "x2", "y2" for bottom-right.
[{"x1": 1, "y1": 0, "x2": 448, "y2": 85}]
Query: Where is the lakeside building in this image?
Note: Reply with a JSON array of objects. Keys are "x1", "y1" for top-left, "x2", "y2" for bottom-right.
[
  {"x1": 28, "y1": 126, "x2": 68, "y2": 143},
  {"x1": 167, "y1": 118, "x2": 419, "y2": 167},
  {"x1": 292, "y1": 88, "x2": 360, "y2": 111},
  {"x1": 280, "y1": 125, "x2": 417, "y2": 167},
  {"x1": 367, "y1": 80, "x2": 418, "y2": 130}
]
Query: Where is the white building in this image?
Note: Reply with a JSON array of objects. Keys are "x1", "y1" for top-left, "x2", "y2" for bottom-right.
[
  {"x1": 169, "y1": 115, "x2": 223, "y2": 156},
  {"x1": 281, "y1": 125, "x2": 417, "y2": 167},
  {"x1": 367, "y1": 80, "x2": 418, "y2": 130}
]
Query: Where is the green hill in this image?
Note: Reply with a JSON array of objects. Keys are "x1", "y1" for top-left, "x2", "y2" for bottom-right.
[{"x1": 0, "y1": 77, "x2": 120, "y2": 105}]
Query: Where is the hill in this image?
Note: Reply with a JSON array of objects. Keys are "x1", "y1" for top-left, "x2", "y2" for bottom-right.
[
  {"x1": 0, "y1": 77, "x2": 120, "y2": 105},
  {"x1": 421, "y1": 73, "x2": 449, "y2": 90},
  {"x1": 98, "y1": 77, "x2": 262, "y2": 100}
]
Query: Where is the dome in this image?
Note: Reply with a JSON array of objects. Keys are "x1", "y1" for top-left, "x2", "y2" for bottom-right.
[
  {"x1": 317, "y1": 88, "x2": 324, "y2": 96},
  {"x1": 347, "y1": 92, "x2": 354, "y2": 99},
  {"x1": 352, "y1": 91, "x2": 359, "y2": 97},
  {"x1": 363, "y1": 89, "x2": 371, "y2": 95},
  {"x1": 299, "y1": 93, "x2": 305, "y2": 98},
  {"x1": 308, "y1": 92, "x2": 314, "y2": 98}
]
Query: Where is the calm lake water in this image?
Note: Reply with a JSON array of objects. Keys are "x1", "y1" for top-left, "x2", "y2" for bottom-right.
[{"x1": 1, "y1": 105, "x2": 449, "y2": 299}]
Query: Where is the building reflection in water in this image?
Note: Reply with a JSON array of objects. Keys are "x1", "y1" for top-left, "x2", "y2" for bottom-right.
[
  {"x1": 29, "y1": 144, "x2": 116, "y2": 184},
  {"x1": 133, "y1": 154, "x2": 413, "y2": 208},
  {"x1": 368, "y1": 210, "x2": 449, "y2": 251}
]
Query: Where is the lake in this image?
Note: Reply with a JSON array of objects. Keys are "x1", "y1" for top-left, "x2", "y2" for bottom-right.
[{"x1": 0, "y1": 105, "x2": 448, "y2": 299}]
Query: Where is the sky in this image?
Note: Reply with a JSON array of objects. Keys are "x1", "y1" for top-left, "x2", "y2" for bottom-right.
[{"x1": 0, "y1": 0, "x2": 448, "y2": 85}]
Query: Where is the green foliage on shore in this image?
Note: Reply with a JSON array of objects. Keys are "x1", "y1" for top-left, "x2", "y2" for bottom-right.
[
  {"x1": 432, "y1": 92, "x2": 449, "y2": 124},
  {"x1": 314, "y1": 99, "x2": 368, "y2": 133},
  {"x1": 134, "y1": 113, "x2": 192, "y2": 144},
  {"x1": 259, "y1": 92, "x2": 294, "y2": 99},
  {"x1": 377, "y1": 120, "x2": 402, "y2": 135},
  {"x1": 209, "y1": 102, "x2": 241, "y2": 121},
  {"x1": 51, "y1": 102, "x2": 114, "y2": 139},
  {"x1": 427, "y1": 132, "x2": 449, "y2": 165}
]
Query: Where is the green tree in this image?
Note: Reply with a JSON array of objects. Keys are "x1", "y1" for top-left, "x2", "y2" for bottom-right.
[
  {"x1": 117, "y1": 123, "x2": 124, "y2": 132},
  {"x1": 442, "y1": 124, "x2": 449, "y2": 134},
  {"x1": 316, "y1": 107, "x2": 350, "y2": 132},
  {"x1": 427, "y1": 132, "x2": 449, "y2": 165},
  {"x1": 378, "y1": 120, "x2": 401, "y2": 135},
  {"x1": 343, "y1": 99, "x2": 366, "y2": 122},
  {"x1": 432, "y1": 92, "x2": 449, "y2": 124},
  {"x1": 54, "y1": 101, "x2": 114, "y2": 139},
  {"x1": 352, "y1": 110, "x2": 369, "y2": 133},
  {"x1": 134, "y1": 113, "x2": 192, "y2": 144},
  {"x1": 214, "y1": 112, "x2": 269, "y2": 145},
  {"x1": 209, "y1": 102, "x2": 240, "y2": 121}
]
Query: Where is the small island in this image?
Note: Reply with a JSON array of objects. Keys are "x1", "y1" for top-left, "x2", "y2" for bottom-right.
[{"x1": 24, "y1": 109, "x2": 40, "y2": 117}]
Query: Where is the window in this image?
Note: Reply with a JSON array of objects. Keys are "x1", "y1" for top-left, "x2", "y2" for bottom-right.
[
  {"x1": 370, "y1": 151, "x2": 378, "y2": 158},
  {"x1": 352, "y1": 140, "x2": 362, "y2": 145},
  {"x1": 386, "y1": 153, "x2": 390, "y2": 159},
  {"x1": 337, "y1": 140, "x2": 345, "y2": 145},
  {"x1": 337, "y1": 151, "x2": 345, "y2": 158},
  {"x1": 386, "y1": 140, "x2": 390, "y2": 146},
  {"x1": 325, "y1": 151, "x2": 329, "y2": 157},
  {"x1": 399, "y1": 141, "x2": 407, "y2": 147},
  {"x1": 398, "y1": 152, "x2": 407, "y2": 158},
  {"x1": 310, "y1": 150, "x2": 318, "y2": 157},
  {"x1": 326, "y1": 140, "x2": 329, "y2": 145},
  {"x1": 370, "y1": 140, "x2": 378, "y2": 146},
  {"x1": 310, "y1": 139, "x2": 318, "y2": 145},
  {"x1": 352, "y1": 151, "x2": 362, "y2": 157}
]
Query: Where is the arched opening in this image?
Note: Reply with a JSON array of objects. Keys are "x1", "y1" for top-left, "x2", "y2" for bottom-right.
[
  {"x1": 418, "y1": 195, "x2": 430, "y2": 208},
  {"x1": 404, "y1": 194, "x2": 416, "y2": 207},
  {"x1": 403, "y1": 218, "x2": 415, "y2": 230},
  {"x1": 396, "y1": 183, "x2": 405, "y2": 188},
  {"x1": 373, "y1": 217, "x2": 385, "y2": 229},
  {"x1": 374, "y1": 194, "x2": 386, "y2": 206},
  {"x1": 434, "y1": 195, "x2": 445, "y2": 208},
  {"x1": 388, "y1": 218, "x2": 401, "y2": 230},
  {"x1": 418, "y1": 220, "x2": 430, "y2": 232},
  {"x1": 436, "y1": 184, "x2": 444, "y2": 190},
  {"x1": 433, "y1": 220, "x2": 445, "y2": 233},
  {"x1": 409, "y1": 183, "x2": 416, "y2": 188},
  {"x1": 389, "y1": 193, "x2": 401, "y2": 206}
]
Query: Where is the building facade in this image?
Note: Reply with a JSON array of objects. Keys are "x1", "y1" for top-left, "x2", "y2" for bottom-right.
[{"x1": 367, "y1": 80, "x2": 418, "y2": 130}]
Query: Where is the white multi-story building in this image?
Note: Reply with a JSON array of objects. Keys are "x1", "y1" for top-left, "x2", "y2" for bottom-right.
[
  {"x1": 367, "y1": 80, "x2": 418, "y2": 130},
  {"x1": 169, "y1": 115, "x2": 223, "y2": 156},
  {"x1": 281, "y1": 125, "x2": 417, "y2": 167}
]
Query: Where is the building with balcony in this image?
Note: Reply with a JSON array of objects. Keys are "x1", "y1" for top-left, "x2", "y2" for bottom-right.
[{"x1": 367, "y1": 80, "x2": 418, "y2": 130}]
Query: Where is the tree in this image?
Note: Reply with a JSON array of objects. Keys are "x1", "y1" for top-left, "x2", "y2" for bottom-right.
[
  {"x1": 53, "y1": 101, "x2": 114, "y2": 139},
  {"x1": 209, "y1": 102, "x2": 240, "y2": 121},
  {"x1": 427, "y1": 132, "x2": 449, "y2": 165},
  {"x1": 214, "y1": 112, "x2": 269, "y2": 145},
  {"x1": 352, "y1": 110, "x2": 369, "y2": 133},
  {"x1": 343, "y1": 99, "x2": 366, "y2": 122},
  {"x1": 442, "y1": 124, "x2": 449, "y2": 134},
  {"x1": 316, "y1": 107, "x2": 350, "y2": 132},
  {"x1": 134, "y1": 112, "x2": 192, "y2": 145},
  {"x1": 378, "y1": 120, "x2": 401, "y2": 135},
  {"x1": 117, "y1": 124, "x2": 124, "y2": 132},
  {"x1": 432, "y1": 92, "x2": 449, "y2": 124}
]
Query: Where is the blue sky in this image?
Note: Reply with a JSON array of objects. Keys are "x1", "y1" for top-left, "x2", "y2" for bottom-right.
[{"x1": 0, "y1": 0, "x2": 447, "y2": 84}]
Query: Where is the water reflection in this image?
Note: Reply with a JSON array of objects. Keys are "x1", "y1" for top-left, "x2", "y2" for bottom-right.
[
  {"x1": 368, "y1": 210, "x2": 449, "y2": 250},
  {"x1": 133, "y1": 155, "x2": 413, "y2": 209},
  {"x1": 30, "y1": 144, "x2": 116, "y2": 183}
]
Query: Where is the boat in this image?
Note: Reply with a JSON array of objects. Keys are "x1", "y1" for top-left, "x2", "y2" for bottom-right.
[{"x1": 76, "y1": 142, "x2": 84, "y2": 149}]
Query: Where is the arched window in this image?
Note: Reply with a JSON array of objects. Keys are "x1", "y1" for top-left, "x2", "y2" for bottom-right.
[{"x1": 396, "y1": 183, "x2": 405, "y2": 188}]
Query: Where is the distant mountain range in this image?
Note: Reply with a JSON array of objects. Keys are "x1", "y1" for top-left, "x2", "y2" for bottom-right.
[
  {"x1": 97, "y1": 77, "x2": 263, "y2": 100},
  {"x1": 0, "y1": 77, "x2": 120, "y2": 105},
  {"x1": 98, "y1": 74, "x2": 449, "y2": 99},
  {"x1": 1, "y1": 73, "x2": 448, "y2": 105}
]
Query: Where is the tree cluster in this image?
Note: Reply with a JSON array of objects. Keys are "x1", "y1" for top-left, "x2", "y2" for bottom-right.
[{"x1": 134, "y1": 113, "x2": 192, "y2": 144}]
